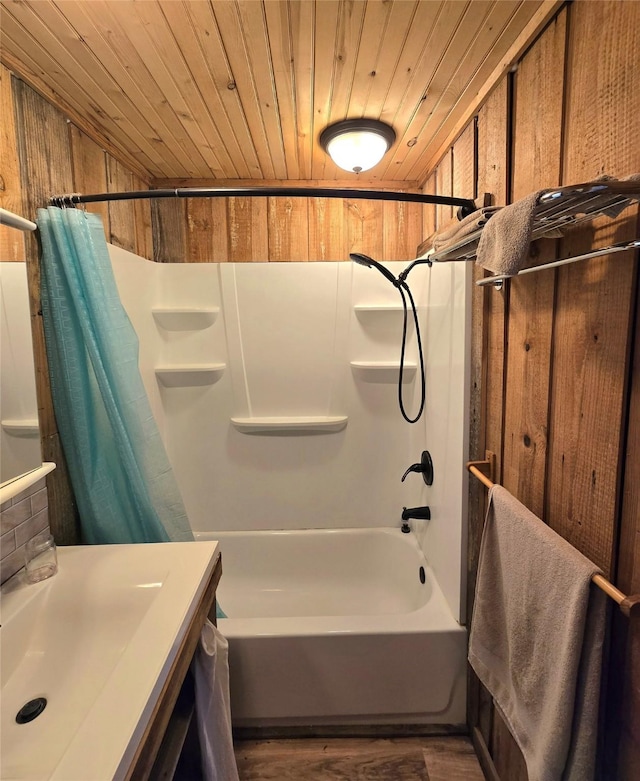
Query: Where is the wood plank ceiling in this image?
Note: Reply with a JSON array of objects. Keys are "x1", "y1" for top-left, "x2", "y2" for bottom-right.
[{"x1": 1, "y1": 0, "x2": 544, "y2": 186}]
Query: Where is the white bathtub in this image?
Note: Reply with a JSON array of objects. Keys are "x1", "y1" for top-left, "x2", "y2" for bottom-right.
[{"x1": 195, "y1": 527, "x2": 467, "y2": 728}]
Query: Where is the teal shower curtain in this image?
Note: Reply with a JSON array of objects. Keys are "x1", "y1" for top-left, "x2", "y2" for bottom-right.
[{"x1": 37, "y1": 206, "x2": 193, "y2": 545}]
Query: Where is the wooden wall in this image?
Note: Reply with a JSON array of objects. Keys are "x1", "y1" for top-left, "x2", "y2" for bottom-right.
[
  {"x1": 1, "y1": 64, "x2": 153, "y2": 544},
  {"x1": 421, "y1": 2, "x2": 640, "y2": 779},
  {"x1": 150, "y1": 181, "x2": 423, "y2": 263}
]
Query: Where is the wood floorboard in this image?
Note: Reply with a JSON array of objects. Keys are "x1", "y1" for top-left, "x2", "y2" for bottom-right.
[
  {"x1": 234, "y1": 736, "x2": 482, "y2": 781},
  {"x1": 422, "y1": 737, "x2": 486, "y2": 781}
]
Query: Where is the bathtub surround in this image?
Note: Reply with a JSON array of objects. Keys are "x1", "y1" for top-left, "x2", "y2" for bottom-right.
[
  {"x1": 108, "y1": 245, "x2": 470, "y2": 728},
  {"x1": 411, "y1": 259, "x2": 471, "y2": 623},
  {"x1": 110, "y1": 246, "x2": 470, "y2": 623}
]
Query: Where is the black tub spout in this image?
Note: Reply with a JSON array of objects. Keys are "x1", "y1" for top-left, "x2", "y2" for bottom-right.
[
  {"x1": 400, "y1": 506, "x2": 431, "y2": 532},
  {"x1": 402, "y1": 506, "x2": 431, "y2": 521}
]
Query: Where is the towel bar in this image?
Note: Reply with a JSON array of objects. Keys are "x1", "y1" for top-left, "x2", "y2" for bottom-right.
[{"x1": 467, "y1": 456, "x2": 640, "y2": 618}]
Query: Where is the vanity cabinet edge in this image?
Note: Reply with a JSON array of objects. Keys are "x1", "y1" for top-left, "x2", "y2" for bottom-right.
[{"x1": 127, "y1": 551, "x2": 222, "y2": 781}]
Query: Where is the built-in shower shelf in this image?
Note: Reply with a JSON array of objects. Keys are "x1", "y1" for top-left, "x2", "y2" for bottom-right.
[
  {"x1": 230, "y1": 416, "x2": 348, "y2": 434},
  {"x1": 350, "y1": 361, "x2": 416, "y2": 383},
  {"x1": 354, "y1": 304, "x2": 405, "y2": 315},
  {"x1": 152, "y1": 307, "x2": 219, "y2": 331},
  {"x1": 155, "y1": 364, "x2": 226, "y2": 387},
  {"x1": 1, "y1": 419, "x2": 39, "y2": 437}
]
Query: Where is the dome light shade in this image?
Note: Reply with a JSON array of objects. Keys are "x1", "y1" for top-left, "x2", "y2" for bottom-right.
[{"x1": 319, "y1": 119, "x2": 396, "y2": 173}]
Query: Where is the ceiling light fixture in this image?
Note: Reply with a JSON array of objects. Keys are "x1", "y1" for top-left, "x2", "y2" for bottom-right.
[{"x1": 319, "y1": 119, "x2": 396, "y2": 174}]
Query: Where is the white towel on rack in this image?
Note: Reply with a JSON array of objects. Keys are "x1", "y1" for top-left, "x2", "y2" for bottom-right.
[
  {"x1": 192, "y1": 620, "x2": 240, "y2": 781},
  {"x1": 469, "y1": 485, "x2": 607, "y2": 781}
]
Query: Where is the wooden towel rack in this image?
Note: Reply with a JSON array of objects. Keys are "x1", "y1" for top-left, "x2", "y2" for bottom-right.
[{"x1": 467, "y1": 453, "x2": 640, "y2": 618}]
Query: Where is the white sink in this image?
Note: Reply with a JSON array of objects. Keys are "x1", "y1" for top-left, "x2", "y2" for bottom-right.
[{"x1": 1, "y1": 541, "x2": 219, "y2": 781}]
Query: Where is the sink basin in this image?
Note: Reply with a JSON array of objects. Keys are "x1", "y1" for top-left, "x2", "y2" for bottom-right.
[{"x1": 1, "y1": 541, "x2": 219, "y2": 780}]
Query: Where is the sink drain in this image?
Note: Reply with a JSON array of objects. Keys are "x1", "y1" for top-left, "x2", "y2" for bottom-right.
[{"x1": 16, "y1": 697, "x2": 47, "y2": 724}]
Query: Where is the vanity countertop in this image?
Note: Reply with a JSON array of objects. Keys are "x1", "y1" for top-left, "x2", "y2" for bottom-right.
[{"x1": 1, "y1": 541, "x2": 220, "y2": 781}]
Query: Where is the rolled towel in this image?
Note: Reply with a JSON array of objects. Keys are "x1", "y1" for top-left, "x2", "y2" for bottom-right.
[
  {"x1": 476, "y1": 191, "x2": 545, "y2": 275},
  {"x1": 600, "y1": 173, "x2": 640, "y2": 217},
  {"x1": 432, "y1": 206, "x2": 501, "y2": 251}
]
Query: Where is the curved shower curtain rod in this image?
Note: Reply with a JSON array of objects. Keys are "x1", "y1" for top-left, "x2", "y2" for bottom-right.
[{"x1": 48, "y1": 185, "x2": 476, "y2": 216}]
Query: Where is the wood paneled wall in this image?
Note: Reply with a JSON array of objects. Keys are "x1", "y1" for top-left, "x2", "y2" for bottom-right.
[
  {"x1": 421, "y1": 2, "x2": 640, "y2": 779},
  {"x1": 150, "y1": 182, "x2": 423, "y2": 263},
  {"x1": 1, "y1": 65, "x2": 153, "y2": 544}
]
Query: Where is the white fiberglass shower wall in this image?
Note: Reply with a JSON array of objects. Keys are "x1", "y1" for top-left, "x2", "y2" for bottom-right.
[{"x1": 110, "y1": 246, "x2": 470, "y2": 623}]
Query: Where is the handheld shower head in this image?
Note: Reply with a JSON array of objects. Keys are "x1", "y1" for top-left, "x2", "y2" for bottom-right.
[
  {"x1": 350, "y1": 251, "x2": 426, "y2": 424},
  {"x1": 349, "y1": 253, "x2": 398, "y2": 286}
]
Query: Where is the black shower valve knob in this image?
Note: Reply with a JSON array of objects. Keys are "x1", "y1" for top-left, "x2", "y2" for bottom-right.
[{"x1": 400, "y1": 450, "x2": 434, "y2": 485}]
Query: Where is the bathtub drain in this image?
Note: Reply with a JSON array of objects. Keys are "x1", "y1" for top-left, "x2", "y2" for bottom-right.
[{"x1": 16, "y1": 697, "x2": 47, "y2": 724}]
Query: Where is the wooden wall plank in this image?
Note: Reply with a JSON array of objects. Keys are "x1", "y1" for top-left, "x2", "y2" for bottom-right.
[
  {"x1": 0, "y1": 64, "x2": 25, "y2": 260},
  {"x1": 106, "y1": 155, "x2": 136, "y2": 253},
  {"x1": 227, "y1": 197, "x2": 269, "y2": 262},
  {"x1": 490, "y1": 713, "x2": 529, "y2": 781},
  {"x1": 501, "y1": 8, "x2": 566, "y2": 518},
  {"x1": 619, "y1": 286, "x2": 640, "y2": 596},
  {"x1": 152, "y1": 199, "x2": 187, "y2": 264},
  {"x1": 267, "y1": 197, "x2": 310, "y2": 261},
  {"x1": 131, "y1": 173, "x2": 153, "y2": 261},
  {"x1": 452, "y1": 123, "x2": 476, "y2": 204},
  {"x1": 69, "y1": 125, "x2": 110, "y2": 238},
  {"x1": 435, "y1": 150, "x2": 453, "y2": 231},
  {"x1": 344, "y1": 199, "x2": 384, "y2": 262},
  {"x1": 613, "y1": 276, "x2": 640, "y2": 781},
  {"x1": 13, "y1": 77, "x2": 80, "y2": 545},
  {"x1": 421, "y1": 172, "x2": 437, "y2": 246},
  {"x1": 185, "y1": 197, "x2": 230, "y2": 263},
  {"x1": 467, "y1": 74, "x2": 510, "y2": 763},
  {"x1": 185, "y1": 198, "x2": 216, "y2": 263},
  {"x1": 308, "y1": 198, "x2": 344, "y2": 261},
  {"x1": 546, "y1": 0, "x2": 640, "y2": 574},
  {"x1": 151, "y1": 188, "x2": 422, "y2": 265},
  {"x1": 476, "y1": 78, "x2": 509, "y2": 485},
  {"x1": 382, "y1": 201, "x2": 422, "y2": 261}
]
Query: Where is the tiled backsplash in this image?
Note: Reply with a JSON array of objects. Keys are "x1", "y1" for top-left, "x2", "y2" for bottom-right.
[{"x1": 1, "y1": 477, "x2": 50, "y2": 585}]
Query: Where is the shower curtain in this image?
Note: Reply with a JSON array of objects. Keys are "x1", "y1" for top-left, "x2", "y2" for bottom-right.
[{"x1": 37, "y1": 206, "x2": 193, "y2": 544}]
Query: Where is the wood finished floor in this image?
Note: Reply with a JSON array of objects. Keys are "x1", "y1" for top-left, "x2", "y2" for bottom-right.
[{"x1": 234, "y1": 736, "x2": 484, "y2": 781}]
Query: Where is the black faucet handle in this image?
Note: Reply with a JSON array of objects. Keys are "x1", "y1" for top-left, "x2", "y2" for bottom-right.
[
  {"x1": 400, "y1": 450, "x2": 434, "y2": 485},
  {"x1": 401, "y1": 463, "x2": 422, "y2": 482}
]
